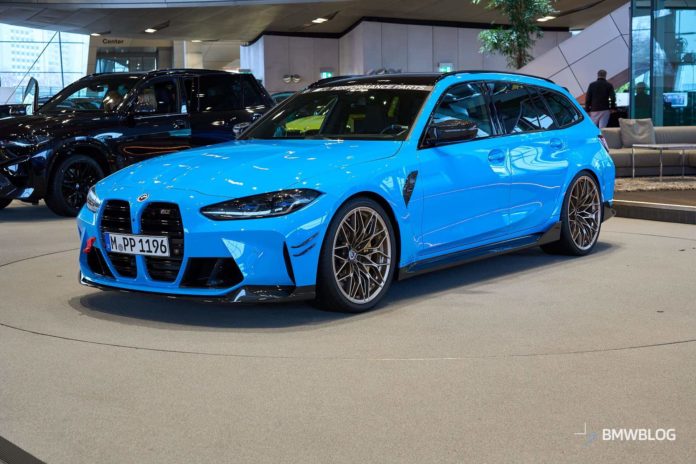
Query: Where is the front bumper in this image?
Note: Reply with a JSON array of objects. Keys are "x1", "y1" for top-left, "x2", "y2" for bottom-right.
[{"x1": 77, "y1": 192, "x2": 330, "y2": 300}]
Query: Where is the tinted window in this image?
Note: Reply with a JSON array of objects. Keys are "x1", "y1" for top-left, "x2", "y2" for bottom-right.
[
  {"x1": 431, "y1": 83, "x2": 493, "y2": 139},
  {"x1": 541, "y1": 89, "x2": 581, "y2": 127},
  {"x1": 527, "y1": 89, "x2": 557, "y2": 130},
  {"x1": 489, "y1": 82, "x2": 543, "y2": 134},
  {"x1": 134, "y1": 79, "x2": 178, "y2": 114},
  {"x1": 40, "y1": 76, "x2": 138, "y2": 113},
  {"x1": 241, "y1": 78, "x2": 266, "y2": 107},
  {"x1": 242, "y1": 86, "x2": 428, "y2": 140},
  {"x1": 198, "y1": 75, "x2": 242, "y2": 112}
]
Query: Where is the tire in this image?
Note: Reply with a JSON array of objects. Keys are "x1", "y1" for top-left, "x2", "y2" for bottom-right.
[
  {"x1": 314, "y1": 197, "x2": 397, "y2": 313},
  {"x1": 542, "y1": 172, "x2": 602, "y2": 256},
  {"x1": 0, "y1": 198, "x2": 12, "y2": 210},
  {"x1": 45, "y1": 155, "x2": 104, "y2": 217}
]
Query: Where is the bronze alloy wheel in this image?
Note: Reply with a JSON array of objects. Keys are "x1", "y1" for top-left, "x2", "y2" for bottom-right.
[
  {"x1": 568, "y1": 175, "x2": 601, "y2": 251},
  {"x1": 331, "y1": 206, "x2": 392, "y2": 304}
]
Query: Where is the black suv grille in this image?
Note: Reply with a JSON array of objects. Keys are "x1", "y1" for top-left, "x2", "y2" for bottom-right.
[
  {"x1": 100, "y1": 200, "x2": 137, "y2": 278},
  {"x1": 140, "y1": 202, "x2": 185, "y2": 282}
]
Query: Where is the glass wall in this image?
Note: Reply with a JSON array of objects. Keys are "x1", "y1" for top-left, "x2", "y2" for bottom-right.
[
  {"x1": 0, "y1": 23, "x2": 89, "y2": 105},
  {"x1": 630, "y1": 0, "x2": 696, "y2": 125}
]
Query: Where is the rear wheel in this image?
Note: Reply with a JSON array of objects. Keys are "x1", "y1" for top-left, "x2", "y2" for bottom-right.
[
  {"x1": 45, "y1": 155, "x2": 104, "y2": 217},
  {"x1": 542, "y1": 172, "x2": 602, "y2": 256},
  {"x1": 315, "y1": 198, "x2": 397, "y2": 313},
  {"x1": 0, "y1": 198, "x2": 12, "y2": 210}
]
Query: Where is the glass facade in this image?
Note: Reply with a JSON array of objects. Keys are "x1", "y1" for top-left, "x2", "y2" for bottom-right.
[
  {"x1": 630, "y1": 0, "x2": 696, "y2": 125},
  {"x1": 0, "y1": 22, "x2": 89, "y2": 105}
]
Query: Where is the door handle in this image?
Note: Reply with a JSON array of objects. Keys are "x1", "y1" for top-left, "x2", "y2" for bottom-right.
[
  {"x1": 173, "y1": 119, "x2": 186, "y2": 129},
  {"x1": 487, "y1": 149, "x2": 506, "y2": 163},
  {"x1": 550, "y1": 138, "x2": 564, "y2": 149}
]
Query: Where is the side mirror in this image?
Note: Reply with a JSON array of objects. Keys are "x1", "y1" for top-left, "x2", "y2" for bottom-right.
[
  {"x1": 426, "y1": 119, "x2": 479, "y2": 146},
  {"x1": 233, "y1": 122, "x2": 250, "y2": 137}
]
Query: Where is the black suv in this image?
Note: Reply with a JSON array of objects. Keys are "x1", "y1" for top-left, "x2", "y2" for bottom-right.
[{"x1": 0, "y1": 69, "x2": 273, "y2": 216}]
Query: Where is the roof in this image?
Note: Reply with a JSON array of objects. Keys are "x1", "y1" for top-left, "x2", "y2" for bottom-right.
[
  {"x1": 81, "y1": 69, "x2": 236, "y2": 80},
  {"x1": 311, "y1": 71, "x2": 554, "y2": 89}
]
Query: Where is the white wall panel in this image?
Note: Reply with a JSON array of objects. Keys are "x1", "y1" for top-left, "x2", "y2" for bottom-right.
[
  {"x1": 406, "y1": 25, "x2": 433, "y2": 72},
  {"x1": 433, "y1": 26, "x2": 458, "y2": 70},
  {"x1": 458, "y1": 28, "x2": 483, "y2": 69},
  {"x1": 381, "y1": 23, "x2": 408, "y2": 72},
  {"x1": 572, "y1": 36, "x2": 629, "y2": 91},
  {"x1": 361, "y1": 21, "x2": 382, "y2": 73}
]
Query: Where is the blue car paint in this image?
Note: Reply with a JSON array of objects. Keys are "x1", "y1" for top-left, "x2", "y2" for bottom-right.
[{"x1": 78, "y1": 72, "x2": 615, "y2": 299}]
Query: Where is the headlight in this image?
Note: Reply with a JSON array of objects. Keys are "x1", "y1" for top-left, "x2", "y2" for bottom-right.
[
  {"x1": 200, "y1": 189, "x2": 321, "y2": 220},
  {"x1": 85, "y1": 186, "x2": 101, "y2": 213}
]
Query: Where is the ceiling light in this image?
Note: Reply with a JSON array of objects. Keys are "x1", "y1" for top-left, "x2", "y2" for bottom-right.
[
  {"x1": 191, "y1": 39, "x2": 202, "y2": 43},
  {"x1": 312, "y1": 17, "x2": 328, "y2": 24},
  {"x1": 537, "y1": 15, "x2": 556, "y2": 22},
  {"x1": 90, "y1": 30, "x2": 110, "y2": 37},
  {"x1": 143, "y1": 21, "x2": 170, "y2": 34}
]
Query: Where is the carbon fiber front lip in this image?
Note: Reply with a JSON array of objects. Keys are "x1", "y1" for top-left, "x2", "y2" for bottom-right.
[{"x1": 79, "y1": 272, "x2": 315, "y2": 304}]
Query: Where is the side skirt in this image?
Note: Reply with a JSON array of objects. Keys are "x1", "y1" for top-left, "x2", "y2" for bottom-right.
[{"x1": 398, "y1": 221, "x2": 562, "y2": 281}]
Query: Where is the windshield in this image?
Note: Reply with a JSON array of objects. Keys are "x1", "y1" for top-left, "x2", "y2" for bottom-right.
[
  {"x1": 242, "y1": 85, "x2": 431, "y2": 141},
  {"x1": 40, "y1": 75, "x2": 140, "y2": 113}
]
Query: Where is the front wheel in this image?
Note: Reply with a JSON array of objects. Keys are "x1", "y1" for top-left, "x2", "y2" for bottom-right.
[
  {"x1": 45, "y1": 155, "x2": 104, "y2": 217},
  {"x1": 542, "y1": 172, "x2": 602, "y2": 256},
  {"x1": 314, "y1": 198, "x2": 397, "y2": 313},
  {"x1": 0, "y1": 198, "x2": 12, "y2": 210}
]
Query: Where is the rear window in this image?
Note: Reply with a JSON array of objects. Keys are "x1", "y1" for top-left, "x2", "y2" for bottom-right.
[
  {"x1": 198, "y1": 75, "x2": 243, "y2": 112},
  {"x1": 540, "y1": 89, "x2": 581, "y2": 128}
]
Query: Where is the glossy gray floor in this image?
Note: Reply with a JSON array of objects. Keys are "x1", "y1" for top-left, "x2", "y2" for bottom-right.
[{"x1": 1, "y1": 202, "x2": 695, "y2": 464}]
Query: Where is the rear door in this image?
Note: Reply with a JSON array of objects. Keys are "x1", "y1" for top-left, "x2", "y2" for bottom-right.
[
  {"x1": 114, "y1": 77, "x2": 192, "y2": 166},
  {"x1": 489, "y1": 82, "x2": 571, "y2": 233}
]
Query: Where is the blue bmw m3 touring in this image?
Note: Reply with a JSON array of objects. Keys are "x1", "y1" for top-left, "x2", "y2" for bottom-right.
[{"x1": 77, "y1": 71, "x2": 615, "y2": 312}]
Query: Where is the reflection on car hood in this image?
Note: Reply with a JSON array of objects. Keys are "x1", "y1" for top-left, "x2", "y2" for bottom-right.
[{"x1": 99, "y1": 139, "x2": 403, "y2": 198}]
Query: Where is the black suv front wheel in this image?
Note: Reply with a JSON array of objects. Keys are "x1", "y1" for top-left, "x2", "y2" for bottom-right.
[{"x1": 45, "y1": 155, "x2": 104, "y2": 217}]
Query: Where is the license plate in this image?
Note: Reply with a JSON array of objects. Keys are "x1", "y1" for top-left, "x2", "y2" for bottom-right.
[{"x1": 104, "y1": 233, "x2": 170, "y2": 257}]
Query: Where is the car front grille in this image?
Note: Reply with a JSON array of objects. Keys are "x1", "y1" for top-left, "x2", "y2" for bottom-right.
[
  {"x1": 140, "y1": 202, "x2": 185, "y2": 282},
  {"x1": 100, "y1": 200, "x2": 137, "y2": 278}
]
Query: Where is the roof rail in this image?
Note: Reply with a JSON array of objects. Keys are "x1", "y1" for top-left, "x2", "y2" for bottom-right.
[{"x1": 438, "y1": 70, "x2": 555, "y2": 84}]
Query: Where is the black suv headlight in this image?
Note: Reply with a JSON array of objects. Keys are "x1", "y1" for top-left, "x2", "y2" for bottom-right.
[{"x1": 200, "y1": 189, "x2": 321, "y2": 220}]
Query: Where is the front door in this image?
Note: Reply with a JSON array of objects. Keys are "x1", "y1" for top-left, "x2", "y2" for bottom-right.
[
  {"x1": 116, "y1": 77, "x2": 191, "y2": 166},
  {"x1": 418, "y1": 82, "x2": 511, "y2": 259}
]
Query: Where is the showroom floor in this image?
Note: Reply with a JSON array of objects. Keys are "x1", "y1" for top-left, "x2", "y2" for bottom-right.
[{"x1": 1, "y1": 202, "x2": 695, "y2": 464}]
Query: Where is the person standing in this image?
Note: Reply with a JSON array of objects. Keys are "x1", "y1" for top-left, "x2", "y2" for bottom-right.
[{"x1": 584, "y1": 69, "x2": 616, "y2": 128}]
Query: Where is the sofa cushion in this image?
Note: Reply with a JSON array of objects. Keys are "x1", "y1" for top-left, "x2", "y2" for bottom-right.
[
  {"x1": 600, "y1": 128, "x2": 622, "y2": 149},
  {"x1": 654, "y1": 126, "x2": 696, "y2": 145},
  {"x1": 619, "y1": 118, "x2": 656, "y2": 147}
]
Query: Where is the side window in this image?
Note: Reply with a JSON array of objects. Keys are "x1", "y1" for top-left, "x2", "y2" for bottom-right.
[
  {"x1": 134, "y1": 79, "x2": 179, "y2": 114},
  {"x1": 431, "y1": 82, "x2": 493, "y2": 139},
  {"x1": 489, "y1": 82, "x2": 546, "y2": 134},
  {"x1": 241, "y1": 77, "x2": 266, "y2": 107},
  {"x1": 198, "y1": 75, "x2": 243, "y2": 112},
  {"x1": 541, "y1": 89, "x2": 581, "y2": 128},
  {"x1": 527, "y1": 88, "x2": 557, "y2": 130}
]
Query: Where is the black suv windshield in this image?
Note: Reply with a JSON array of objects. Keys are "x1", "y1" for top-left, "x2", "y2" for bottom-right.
[
  {"x1": 242, "y1": 85, "x2": 431, "y2": 141},
  {"x1": 40, "y1": 75, "x2": 141, "y2": 113}
]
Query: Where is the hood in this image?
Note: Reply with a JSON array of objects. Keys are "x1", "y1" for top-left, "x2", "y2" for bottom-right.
[
  {"x1": 99, "y1": 139, "x2": 403, "y2": 199},
  {"x1": 0, "y1": 112, "x2": 116, "y2": 142}
]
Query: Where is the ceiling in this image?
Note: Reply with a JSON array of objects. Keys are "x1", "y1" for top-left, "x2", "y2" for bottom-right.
[{"x1": 0, "y1": 0, "x2": 628, "y2": 42}]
